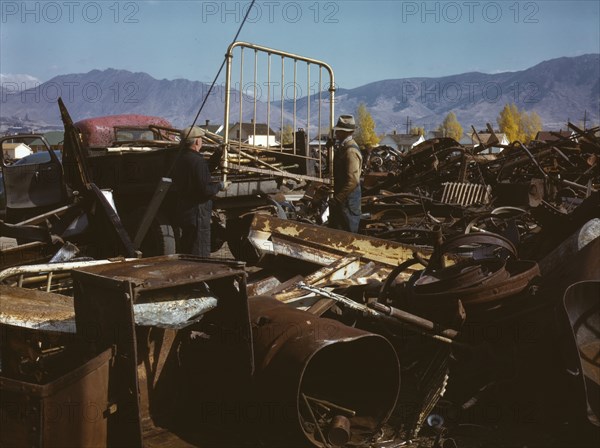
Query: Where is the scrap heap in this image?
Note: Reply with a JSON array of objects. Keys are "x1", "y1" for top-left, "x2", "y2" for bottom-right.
[{"x1": 0, "y1": 122, "x2": 598, "y2": 447}]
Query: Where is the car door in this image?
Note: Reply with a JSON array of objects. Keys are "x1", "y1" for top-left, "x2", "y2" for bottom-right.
[{"x1": 1, "y1": 135, "x2": 66, "y2": 220}]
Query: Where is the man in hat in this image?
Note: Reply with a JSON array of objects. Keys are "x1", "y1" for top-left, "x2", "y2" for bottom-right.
[
  {"x1": 328, "y1": 115, "x2": 362, "y2": 233},
  {"x1": 172, "y1": 125, "x2": 226, "y2": 257}
]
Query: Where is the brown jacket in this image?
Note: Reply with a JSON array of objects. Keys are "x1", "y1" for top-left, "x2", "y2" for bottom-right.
[{"x1": 333, "y1": 137, "x2": 362, "y2": 203}]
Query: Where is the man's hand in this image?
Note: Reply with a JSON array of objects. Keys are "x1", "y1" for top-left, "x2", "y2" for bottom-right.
[
  {"x1": 219, "y1": 181, "x2": 232, "y2": 191},
  {"x1": 326, "y1": 137, "x2": 336, "y2": 149}
]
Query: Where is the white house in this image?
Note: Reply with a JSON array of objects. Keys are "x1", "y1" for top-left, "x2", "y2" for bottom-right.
[
  {"x1": 228, "y1": 121, "x2": 278, "y2": 147},
  {"x1": 3, "y1": 143, "x2": 33, "y2": 160},
  {"x1": 378, "y1": 132, "x2": 425, "y2": 153},
  {"x1": 247, "y1": 135, "x2": 279, "y2": 147}
]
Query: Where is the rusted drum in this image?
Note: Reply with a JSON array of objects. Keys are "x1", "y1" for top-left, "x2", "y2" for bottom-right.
[{"x1": 249, "y1": 296, "x2": 400, "y2": 447}]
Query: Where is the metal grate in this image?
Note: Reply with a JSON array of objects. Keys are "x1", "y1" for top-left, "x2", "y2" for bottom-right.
[{"x1": 441, "y1": 182, "x2": 492, "y2": 206}]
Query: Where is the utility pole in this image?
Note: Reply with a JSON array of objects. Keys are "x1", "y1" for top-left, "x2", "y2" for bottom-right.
[
  {"x1": 583, "y1": 110, "x2": 588, "y2": 130},
  {"x1": 405, "y1": 116, "x2": 412, "y2": 134}
]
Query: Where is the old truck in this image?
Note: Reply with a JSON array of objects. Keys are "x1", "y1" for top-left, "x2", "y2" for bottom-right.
[{"x1": 1, "y1": 42, "x2": 336, "y2": 262}]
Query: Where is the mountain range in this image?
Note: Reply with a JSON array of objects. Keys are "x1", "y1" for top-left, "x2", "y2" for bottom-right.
[{"x1": 1, "y1": 54, "x2": 598, "y2": 133}]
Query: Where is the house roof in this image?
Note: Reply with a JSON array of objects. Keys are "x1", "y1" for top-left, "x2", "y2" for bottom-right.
[
  {"x1": 382, "y1": 133, "x2": 423, "y2": 146},
  {"x1": 200, "y1": 124, "x2": 223, "y2": 134},
  {"x1": 230, "y1": 122, "x2": 276, "y2": 136},
  {"x1": 535, "y1": 131, "x2": 573, "y2": 142},
  {"x1": 309, "y1": 135, "x2": 329, "y2": 145},
  {"x1": 471, "y1": 132, "x2": 508, "y2": 145}
]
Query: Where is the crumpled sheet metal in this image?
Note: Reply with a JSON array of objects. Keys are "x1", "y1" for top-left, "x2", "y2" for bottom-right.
[
  {"x1": 249, "y1": 213, "x2": 431, "y2": 268},
  {"x1": 249, "y1": 296, "x2": 401, "y2": 447},
  {"x1": 133, "y1": 296, "x2": 217, "y2": 329},
  {"x1": 0, "y1": 286, "x2": 219, "y2": 333}
]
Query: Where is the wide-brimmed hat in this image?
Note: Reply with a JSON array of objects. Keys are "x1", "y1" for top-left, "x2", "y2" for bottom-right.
[
  {"x1": 181, "y1": 125, "x2": 206, "y2": 143},
  {"x1": 333, "y1": 115, "x2": 356, "y2": 132}
]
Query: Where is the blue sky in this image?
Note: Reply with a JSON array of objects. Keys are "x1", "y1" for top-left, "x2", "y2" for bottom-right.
[{"x1": 1, "y1": 0, "x2": 599, "y2": 89}]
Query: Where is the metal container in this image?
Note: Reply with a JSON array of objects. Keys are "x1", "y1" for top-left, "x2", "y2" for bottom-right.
[
  {"x1": 0, "y1": 348, "x2": 112, "y2": 448},
  {"x1": 249, "y1": 296, "x2": 400, "y2": 447}
]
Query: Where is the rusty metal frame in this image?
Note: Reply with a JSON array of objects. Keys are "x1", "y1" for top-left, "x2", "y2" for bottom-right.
[{"x1": 223, "y1": 42, "x2": 335, "y2": 184}]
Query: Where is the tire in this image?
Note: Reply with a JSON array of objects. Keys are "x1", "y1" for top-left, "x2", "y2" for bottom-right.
[{"x1": 123, "y1": 209, "x2": 176, "y2": 257}]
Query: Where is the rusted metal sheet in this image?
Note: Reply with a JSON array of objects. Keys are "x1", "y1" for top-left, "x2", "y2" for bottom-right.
[
  {"x1": 249, "y1": 296, "x2": 400, "y2": 447},
  {"x1": 0, "y1": 285, "x2": 76, "y2": 333},
  {"x1": 72, "y1": 254, "x2": 246, "y2": 291},
  {"x1": 249, "y1": 214, "x2": 431, "y2": 268}
]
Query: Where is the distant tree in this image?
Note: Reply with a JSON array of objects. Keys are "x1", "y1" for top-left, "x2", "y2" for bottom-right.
[
  {"x1": 277, "y1": 124, "x2": 294, "y2": 145},
  {"x1": 354, "y1": 103, "x2": 379, "y2": 148},
  {"x1": 522, "y1": 111, "x2": 543, "y2": 142},
  {"x1": 437, "y1": 112, "x2": 463, "y2": 141},
  {"x1": 410, "y1": 126, "x2": 425, "y2": 137},
  {"x1": 497, "y1": 103, "x2": 542, "y2": 143},
  {"x1": 498, "y1": 104, "x2": 521, "y2": 142}
]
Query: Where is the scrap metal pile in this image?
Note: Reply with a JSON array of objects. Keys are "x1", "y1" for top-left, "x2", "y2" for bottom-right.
[
  {"x1": 354, "y1": 124, "x2": 600, "y2": 260},
  {"x1": 237, "y1": 123, "x2": 600, "y2": 446},
  {"x1": 1, "y1": 123, "x2": 598, "y2": 448}
]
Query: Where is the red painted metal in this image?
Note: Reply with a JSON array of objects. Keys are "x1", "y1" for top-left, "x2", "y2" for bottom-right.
[{"x1": 74, "y1": 115, "x2": 173, "y2": 148}]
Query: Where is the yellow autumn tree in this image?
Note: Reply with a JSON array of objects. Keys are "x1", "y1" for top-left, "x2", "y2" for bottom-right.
[
  {"x1": 278, "y1": 124, "x2": 294, "y2": 145},
  {"x1": 354, "y1": 103, "x2": 379, "y2": 149},
  {"x1": 498, "y1": 103, "x2": 542, "y2": 143},
  {"x1": 522, "y1": 111, "x2": 543, "y2": 143},
  {"x1": 437, "y1": 112, "x2": 463, "y2": 141},
  {"x1": 498, "y1": 103, "x2": 522, "y2": 142},
  {"x1": 410, "y1": 126, "x2": 426, "y2": 136}
]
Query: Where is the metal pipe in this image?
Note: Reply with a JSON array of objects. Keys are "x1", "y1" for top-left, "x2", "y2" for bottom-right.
[
  {"x1": 280, "y1": 56, "x2": 285, "y2": 150},
  {"x1": 318, "y1": 67, "x2": 323, "y2": 175},
  {"x1": 267, "y1": 52, "x2": 272, "y2": 147},
  {"x1": 305, "y1": 396, "x2": 356, "y2": 417},
  {"x1": 306, "y1": 63, "x2": 311, "y2": 150},
  {"x1": 46, "y1": 271, "x2": 53, "y2": 292},
  {"x1": 253, "y1": 49, "x2": 258, "y2": 142},
  {"x1": 302, "y1": 393, "x2": 330, "y2": 448},
  {"x1": 369, "y1": 302, "x2": 459, "y2": 340},
  {"x1": 222, "y1": 49, "x2": 234, "y2": 183},
  {"x1": 293, "y1": 59, "x2": 297, "y2": 155},
  {"x1": 0, "y1": 259, "x2": 134, "y2": 282},
  {"x1": 239, "y1": 47, "x2": 244, "y2": 149}
]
